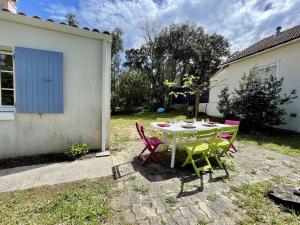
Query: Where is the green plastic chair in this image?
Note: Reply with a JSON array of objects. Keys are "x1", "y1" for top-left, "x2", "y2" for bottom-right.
[
  {"x1": 213, "y1": 126, "x2": 239, "y2": 167},
  {"x1": 180, "y1": 128, "x2": 218, "y2": 177}
]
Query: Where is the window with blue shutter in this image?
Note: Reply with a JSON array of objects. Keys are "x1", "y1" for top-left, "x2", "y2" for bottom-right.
[{"x1": 15, "y1": 47, "x2": 64, "y2": 113}]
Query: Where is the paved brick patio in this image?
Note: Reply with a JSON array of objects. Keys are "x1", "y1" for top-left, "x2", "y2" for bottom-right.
[{"x1": 111, "y1": 141, "x2": 300, "y2": 225}]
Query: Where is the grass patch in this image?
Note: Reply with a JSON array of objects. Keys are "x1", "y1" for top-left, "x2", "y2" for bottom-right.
[
  {"x1": 0, "y1": 178, "x2": 117, "y2": 225},
  {"x1": 197, "y1": 218, "x2": 208, "y2": 225},
  {"x1": 229, "y1": 177, "x2": 300, "y2": 225},
  {"x1": 127, "y1": 175, "x2": 137, "y2": 181},
  {"x1": 132, "y1": 184, "x2": 150, "y2": 195},
  {"x1": 238, "y1": 133, "x2": 300, "y2": 158},
  {"x1": 165, "y1": 196, "x2": 178, "y2": 207},
  {"x1": 111, "y1": 111, "x2": 300, "y2": 158},
  {"x1": 207, "y1": 194, "x2": 219, "y2": 201},
  {"x1": 110, "y1": 110, "x2": 187, "y2": 148}
]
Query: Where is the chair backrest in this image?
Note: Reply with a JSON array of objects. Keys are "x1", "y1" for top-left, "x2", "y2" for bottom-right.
[
  {"x1": 183, "y1": 128, "x2": 218, "y2": 152},
  {"x1": 197, "y1": 128, "x2": 219, "y2": 146},
  {"x1": 219, "y1": 126, "x2": 239, "y2": 144},
  {"x1": 225, "y1": 120, "x2": 240, "y2": 126},
  {"x1": 136, "y1": 122, "x2": 151, "y2": 146},
  {"x1": 136, "y1": 122, "x2": 146, "y2": 139}
]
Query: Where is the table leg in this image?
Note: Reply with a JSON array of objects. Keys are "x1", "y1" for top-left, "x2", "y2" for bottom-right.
[
  {"x1": 170, "y1": 133, "x2": 176, "y2": 168},
  {"x1": 163, "y1": 132, "x2": 168, "y2": 143}
]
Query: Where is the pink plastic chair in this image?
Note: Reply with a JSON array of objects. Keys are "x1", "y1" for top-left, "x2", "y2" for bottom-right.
[
  {"x1": 136, "y1": 122, "x2": 163, "y2": 166},
  {"x1": 222, "y1": 120, "x2": 240, "y2": 152}
]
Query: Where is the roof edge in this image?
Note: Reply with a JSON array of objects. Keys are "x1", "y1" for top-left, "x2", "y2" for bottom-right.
[
  {"x1": 221, "y1": 36, "x2": 300, "y2": 67},
  {"x1": 0, "y1": 11, "x2": 112, "y2": 42}
]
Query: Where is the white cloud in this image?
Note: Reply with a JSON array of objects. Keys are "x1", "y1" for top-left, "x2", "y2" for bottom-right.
[
  {"x1": 44, "y1": 0, "x2": 300, "y2": 52},
  {"x1": 44, "y1": 3, "x2": 77, "y2": 21}
]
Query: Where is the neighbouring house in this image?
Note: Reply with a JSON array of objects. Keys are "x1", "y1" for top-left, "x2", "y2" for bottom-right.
[
  {"x1": 204, "y1": 25, "x2": 300, "y2": 132},
  {"x1": 0, "y1": 1, "x2": 111, "y2": 159}
]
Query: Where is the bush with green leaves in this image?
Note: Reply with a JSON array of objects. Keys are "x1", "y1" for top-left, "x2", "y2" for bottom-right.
[
  {"x1": 218, "y1": 67, "x2": 297, "y2": 131},
  {"x1": 65, "y1": 144, "x2": 89, "y2": 160},
  {"x1": 114, "y1": 69, "x2": 152, "y2": 113}
]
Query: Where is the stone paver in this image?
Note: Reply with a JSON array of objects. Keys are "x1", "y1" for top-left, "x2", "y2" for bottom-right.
[
  {"x1": 111, "y1": 141, "x2": 299, "y2": 225},
  {"x1": 0, "y1": 157, "x2": 113, "y2": 192}
]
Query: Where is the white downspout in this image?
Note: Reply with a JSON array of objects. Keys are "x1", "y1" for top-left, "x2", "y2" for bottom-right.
[{"x1": 100, "y1": 40, "x2": 111, "y2": 152}]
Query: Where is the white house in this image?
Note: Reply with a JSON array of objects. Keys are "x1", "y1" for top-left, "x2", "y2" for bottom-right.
[
  {"x1": 0, "y1": 1, "x2": 112, "y2": 159},
  {"x1": 206, "y1": 25, "x2": 300, "y2": 133}
]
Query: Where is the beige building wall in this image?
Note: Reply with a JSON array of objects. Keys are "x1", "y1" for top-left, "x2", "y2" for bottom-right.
[
  {"x1": 0, "y1": 13, "x2": 111, "y2": 158},
  {"x1": 208, "y1": 39, "x2": 300, "y2": 132}
]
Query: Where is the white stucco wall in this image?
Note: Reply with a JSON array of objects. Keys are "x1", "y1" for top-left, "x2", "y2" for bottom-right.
[
  {"x1": 208, "y1": 39, "x2": 300, "y2": 132},
  {"x1": 0, "y1": 15, "x2": 111, "y2": 158}
]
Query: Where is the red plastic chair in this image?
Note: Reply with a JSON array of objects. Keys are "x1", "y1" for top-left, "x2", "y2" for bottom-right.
[
  {"x1": 136, "y1": 122, "x2": 163, "y2": 166},
  {"x1": 222, "y1": 120, "x2": 240, "y2": 152}
]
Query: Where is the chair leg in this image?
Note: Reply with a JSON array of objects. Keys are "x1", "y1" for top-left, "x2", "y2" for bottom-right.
[
  {"x1": 138, "y1": 147, "x2": 147, "y2": 159},
  {"x1": 150, "y1": 151, "x2": 161, "y2": 163},
  {"x1": 214, "y1": 154, "x2": 223, "y2": 169},
  {"x1": 204, "y1": 157, "x2": 214, "y2": 173},
  {"x1": 182, "y1": 154, "x2": 191, "y2": 167},
  {"x1": 190, "y1": 159, "x2": 201, "y2": 177},
  {"x1": 230, "y1": 144, "x2": 237, "y2": 152},
  {"x1": 225, "y1": 152, "x2": 235, "y2": 166},
  {"x1": 141, "y1": 153, "x2": 152, "y2": 166}
]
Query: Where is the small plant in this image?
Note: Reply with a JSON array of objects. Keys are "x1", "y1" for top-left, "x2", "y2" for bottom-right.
[
  {"x1": 132, "y1": 184, "x2": 149, "y2": 195},
  {"x1": 207, "y1": 194, "x2": 219, "y2": 201},
  {"x1": 165, "y1": 196, "x2": 178, "y2": 207},
  {"x1": 127, "y1": 175, "x2": 137, "y2": 181},
  {"x1": 65, "y1": 144, "x2": 89, "y2": 160},
  {"x1": 197, "y1": 218, "x2": 208, "y2": 225}
]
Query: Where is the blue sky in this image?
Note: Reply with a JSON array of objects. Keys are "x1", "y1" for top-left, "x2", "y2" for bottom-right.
[{"x1": 17, "y1": 0, "x2": 300, "y2": 52}]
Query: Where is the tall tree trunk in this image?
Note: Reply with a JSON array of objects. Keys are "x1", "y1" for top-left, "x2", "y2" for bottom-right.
[{"x1": 195, "y1": 93, "x2": 200, "y2": 119}]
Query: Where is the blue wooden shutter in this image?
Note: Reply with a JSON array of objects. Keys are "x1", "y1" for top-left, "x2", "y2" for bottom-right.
[{"x1": 15, "y1": 47, "x2": 64, "y2": 113}]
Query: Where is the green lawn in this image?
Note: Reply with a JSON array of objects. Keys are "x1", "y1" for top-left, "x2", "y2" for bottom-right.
[
  {"x1": 229, "y1": 177, "x2": 300, "y2": 225},
  {"x1": 0, "y1": 178, "x2": 118, "y2": 225},
  {"x1": 111, "y1": 111, "x2": 300, "y2": 158}
]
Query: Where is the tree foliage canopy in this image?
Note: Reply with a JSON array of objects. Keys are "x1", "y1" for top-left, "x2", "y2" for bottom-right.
[{"x1": 122, "y1": 22, "x2": 230, "y2": 111}]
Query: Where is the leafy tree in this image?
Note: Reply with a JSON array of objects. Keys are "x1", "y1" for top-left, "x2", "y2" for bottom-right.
[
  {"x1": 218, "y1": 68, "x2": 297, "y2": 131},
  {"x1": 111, "y1": 27, "x2": 124, "y2": 113},
  {"x1": 124, "y1": 22, "x2": 230, "y2": 111},
  {"x1": 65, "y1": 13, "x2": 78, "y2": 26},
  {"x1": 115, "y1": 70, "x2": 151, "y2": 113}
]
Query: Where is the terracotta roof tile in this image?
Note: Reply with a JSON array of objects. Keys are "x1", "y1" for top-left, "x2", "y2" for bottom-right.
[
  {"x1": 17, "y1": 12, "x2": 26, "y2": 16},
  {"x1": 223, "y1": 25, "x2": 300, "y2": 65},
  {"x1": 1, "y1": 8, "x2": 11, "y2": 12}
]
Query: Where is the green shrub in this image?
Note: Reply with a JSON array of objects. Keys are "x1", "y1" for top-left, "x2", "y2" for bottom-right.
[
  {"x1": 218, "y1": 67, "x2": 297, "y2": 131},
  {"x1": 65, "y1": 144, "x2": 89, "y2": 160}
]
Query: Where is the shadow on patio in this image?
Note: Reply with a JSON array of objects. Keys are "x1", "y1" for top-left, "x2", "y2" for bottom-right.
[{"x1": 112, "y1": 149, "x2": 232, "y2": 199}]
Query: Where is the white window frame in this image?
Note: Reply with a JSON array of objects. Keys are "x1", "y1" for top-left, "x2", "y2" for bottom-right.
[
  {"x1": 0, "y1": 50, "x2": 15, "y2": 112},
  {"x1": 252, "y1": 61, "x2": 279, "y2": 77}
]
